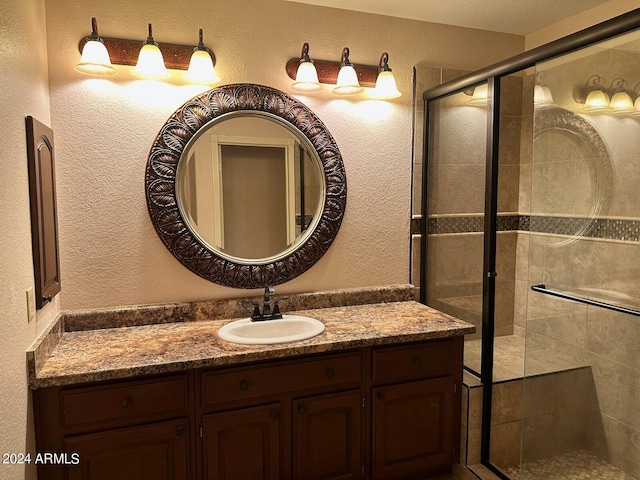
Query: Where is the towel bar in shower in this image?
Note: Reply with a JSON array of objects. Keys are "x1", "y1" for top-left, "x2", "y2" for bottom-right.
[{"x1": 531, "y1": 284, "x2": 640, "y2": 317}]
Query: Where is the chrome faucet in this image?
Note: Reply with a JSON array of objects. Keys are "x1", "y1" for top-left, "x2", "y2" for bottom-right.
[{"x1": 251, "y1": 286, "x2": 283, "y2": 321}]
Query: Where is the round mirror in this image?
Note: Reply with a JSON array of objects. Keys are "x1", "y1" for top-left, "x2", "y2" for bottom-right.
[
  {"x1": 145, "y1": 84, "x2": 347, "y2": 288},
  {"x1": 176, "y1": 112, "x2": 325, "y2": 264}
]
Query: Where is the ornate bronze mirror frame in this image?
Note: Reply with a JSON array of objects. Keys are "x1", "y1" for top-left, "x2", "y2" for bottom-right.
[{"x1": 145, "y1": 84, "x2": 347, "y2": 288}]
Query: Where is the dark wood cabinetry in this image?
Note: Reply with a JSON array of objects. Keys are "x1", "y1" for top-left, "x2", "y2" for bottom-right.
[
  {"x1": 293, "y1": 390, "x2": 364, "y2": 479},
  {"x1": 370, "y1": 339, "x2": 461, "y2": 478},
  {"x1": 64, "y1": 419, "x2": 190, "y2": 480},
  {"x1": 33, "y1": 373, "x2": 193, "y2": 480},
  {"x1": 202, "y1": 403, "x2": 282, "y2": 480},
  {"x1": 198, "y1": 351, "x2": 364, "y2": 480},
  {"x1": 372, "y1": 378, "x2": 454, "y2": 478},
  {"x1": 33, "y1": 337, "x2": 462, "y2": 480}
]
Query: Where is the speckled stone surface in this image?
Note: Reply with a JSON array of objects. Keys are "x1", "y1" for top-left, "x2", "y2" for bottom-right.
[{"x1": 27, "y1": 286, "x2": 474, "y2": 389}]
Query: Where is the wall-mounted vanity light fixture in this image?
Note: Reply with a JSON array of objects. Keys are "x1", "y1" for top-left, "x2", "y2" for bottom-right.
[
  {"x1": 185, "y1": 29, "x2": 220, "y2": 84},
  {"x1": 372, "y1": 53, "x2": 401, "y2": 99},
  {"x1": 286, "y1": 43, "x2": 401, "y2": 99},
  {"x1": 75, "y1": 18, "x2": 219, "y2": 84},
  {"x1": 291, "y1": 43, "x2": 322, "y2": 92},
  {"x1": 74, "y1": 18, "x2": 116, "y2": 76},
  {"x1": 333, "y1": 47, "x2": 364, "y2": 95},
  {"x1": 133, "y1": 23, "x2": 168, "y2": 78}
]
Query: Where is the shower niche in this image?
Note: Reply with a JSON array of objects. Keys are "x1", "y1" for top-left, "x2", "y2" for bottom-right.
[{"x1": 413, "y1": 9, "x2": 640, "y2": 480}]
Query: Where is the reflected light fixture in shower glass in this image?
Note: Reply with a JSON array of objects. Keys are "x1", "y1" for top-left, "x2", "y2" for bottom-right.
[{"x1": 468, "y1": 84, "x2": 488, "y2": 105}]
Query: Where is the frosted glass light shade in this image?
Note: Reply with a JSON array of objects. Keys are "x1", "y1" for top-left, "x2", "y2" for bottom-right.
[
  {"x1": 583, "y1": 89, "x2": 610, "y2": 112},
  {"x1": 292, "y1": 61, "x2": 322, "y2": 92},
  {"x1": 372, "y1": 70, "x2": 401, "y2": 99},
  {"x1": 468, "y1": 84, "x2": 488, "y2": 105},
  {"x1": 610, "y1": 91, "x2": 634, "y2": 113},
  {"x1": 333, "y1": 65, "x2": 363, "y2": 95},
  {"x1": 74, "y1": 40, "x2": 116, "y2": 76},
  {"x1": 133, "y1": 43, "x2": 169, "y2": 78},
  {"x1": 634, "y1": 96, "x2": 640, "y2": 115},
  {"x1": 185, "y1": 49, "x2": 220, "y2": 84}
]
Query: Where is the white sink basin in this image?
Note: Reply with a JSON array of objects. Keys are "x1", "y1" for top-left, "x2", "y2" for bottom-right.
[{"x1": 217, "y1": 315, "x2": 325, "y2": 345}]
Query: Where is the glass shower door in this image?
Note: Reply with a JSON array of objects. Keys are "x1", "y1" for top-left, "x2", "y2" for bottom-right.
[
  {"x1": 424, "y1": 87, "x2": 489, "y2": 376},
  {"x1": 521, "y1": 27, "x2": 640, "y2": 480}
]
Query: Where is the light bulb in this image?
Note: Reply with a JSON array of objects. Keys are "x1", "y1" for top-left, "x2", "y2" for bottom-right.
[
  {"x1": 74, "y1": 18, "x2": 116, "y2": 76},
  {"x1": 133, "y1": 24, "x2": 169, "y2": 79},
  {"x1": 371, "y1": 53, "x2": 401, "y2": 100},
  {"x1": 332, "y1": 47, "x2": 363, "y2": 95},
  {"x1": 186, "y1": 49, "x2": 219, "y2": 84},
  {"x1": 292, "y1": 61, "x2": 322, "y2": 92},
  {"x1": 185, "y1": 29, "x2": 219, "y2": 84}
]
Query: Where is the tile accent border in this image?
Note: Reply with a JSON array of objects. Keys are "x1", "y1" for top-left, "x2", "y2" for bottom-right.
[{"x1": 412, "y1": 215, "x2": 640, "y2": 243}]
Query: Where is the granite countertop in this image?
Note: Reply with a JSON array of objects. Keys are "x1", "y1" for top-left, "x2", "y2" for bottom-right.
[{"x1": 27, "y1": 288, "x2": 475, "y2": 389}]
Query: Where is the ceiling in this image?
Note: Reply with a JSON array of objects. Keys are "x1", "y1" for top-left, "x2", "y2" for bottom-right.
[{"x1": 285, "y1": 0, "x2": 612, "y2": 35}]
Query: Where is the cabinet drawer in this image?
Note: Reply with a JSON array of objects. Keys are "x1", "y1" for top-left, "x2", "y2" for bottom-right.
[
  {"x1": 201, "y1": 352, "x2": 361, "y2": 406},
  {"x1": 61, "y1": 376, "x2": 188, "y2": 427},
  {"x1": 372, "y1": 340, "x2": 453, "y2": 383}
]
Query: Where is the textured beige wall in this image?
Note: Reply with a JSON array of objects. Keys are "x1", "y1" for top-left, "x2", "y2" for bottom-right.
[
  {"x1": 0, "y1": 0, "x2": 58, "y2": 478},
  {"x1": 44, "y1": 0, "x2": 524, "y2": 310},
  {"x1": 526, "y1": 0, "x2": 640, "y2": 49}
]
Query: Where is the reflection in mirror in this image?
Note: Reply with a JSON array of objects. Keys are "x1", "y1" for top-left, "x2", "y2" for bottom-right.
[{"x1": 177, "y1": 114, "x2": 324, "y2": 262}]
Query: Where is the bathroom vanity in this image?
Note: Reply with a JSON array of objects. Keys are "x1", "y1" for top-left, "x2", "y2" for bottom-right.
[{"x1": 28, "y1": 290, "x2": 474, "y2": 480}]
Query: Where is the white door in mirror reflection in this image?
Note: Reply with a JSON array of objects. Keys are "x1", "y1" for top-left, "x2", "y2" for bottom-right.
[{"x1": 182, "y1": 134, "x2": 297, "y2": 259}]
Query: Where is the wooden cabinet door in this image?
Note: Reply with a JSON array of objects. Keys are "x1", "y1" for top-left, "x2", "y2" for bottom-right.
[
  {"x1": 202, "y1": 403, "x2": 282, "y2": 480},
  {"x1": 63, "y1": 419, "x2": 189, "y2": 480},
  {"x1": 293, "y1": 390, "x2": 363, "y2": 480},
  {"x1": 372, "y1": 377, "x2": 454, "y2": 479}
]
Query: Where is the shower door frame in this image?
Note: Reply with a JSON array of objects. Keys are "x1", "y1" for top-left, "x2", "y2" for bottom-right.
[{"x1": 419, "y1": 8, "x2": 640, "y2": 479}]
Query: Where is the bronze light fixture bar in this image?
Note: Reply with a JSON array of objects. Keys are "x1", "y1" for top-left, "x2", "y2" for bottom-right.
[
  {"x1": 78, "y1": 36, "x2": 216, "y2": 71},
  {"x1": 77, "y1": 18, "x2": 216, "y2": 73},
  {"x1": 285, "y1": 51, "x2": 379, "y2": 88}
]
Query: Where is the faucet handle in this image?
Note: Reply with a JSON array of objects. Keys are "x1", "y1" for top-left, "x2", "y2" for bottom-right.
[
  {"x1": 251, "y1": 304, "x2": 262, "y2": 320},
  {"x1": 271, "y1": 300, "x2": 283, "y2": 320}
]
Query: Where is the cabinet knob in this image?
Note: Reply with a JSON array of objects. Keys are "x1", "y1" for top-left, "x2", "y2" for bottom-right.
[
  {"x1": 122, "y1": 395, "x2": 133, "y2": 408},
  {"x1": 175, "y1": 424, "x2": 185, "y2": 436},
  {"x1": 239, "y1": 380, "x2": 250, "y2": 391},
  {"x1": 377, "y1": 392, "x2": 386, "y2": 402},
  {"x1": 412, "y1": 356, "x2": 421, "y2": 366},
  {"x1": 270, "y1": 409, "x2": 279, "y2": 420},
  {"x1": 298, "y1": 404, "x2": 307, "y2": 414},
  {"x1": 324, "y1": 367, "x2": 334, "y2": 378}
]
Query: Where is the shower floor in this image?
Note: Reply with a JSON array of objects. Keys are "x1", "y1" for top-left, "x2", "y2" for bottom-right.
[{"x1": 502, "y1": 449, "x2": 637, "y2": 480}]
